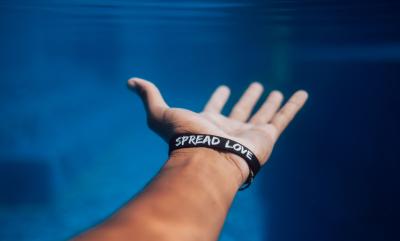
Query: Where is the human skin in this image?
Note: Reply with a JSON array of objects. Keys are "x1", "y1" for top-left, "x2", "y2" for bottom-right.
[{"x1": 72, "y1": 77, "x2": 308, "y2": 241}]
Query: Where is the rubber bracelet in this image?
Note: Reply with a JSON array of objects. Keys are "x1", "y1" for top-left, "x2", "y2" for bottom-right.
[{"x1": 168, "y1": 134, "x2": 261, "y2": 190}]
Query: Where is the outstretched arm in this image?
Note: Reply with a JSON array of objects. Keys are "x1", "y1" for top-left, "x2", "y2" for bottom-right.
[{"x1": 73, "y1": 77, "x2": 308, "y2": 241}]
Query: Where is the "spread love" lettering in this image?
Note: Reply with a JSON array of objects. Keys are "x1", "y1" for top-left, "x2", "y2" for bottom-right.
[{"x1": 175, "y1": 134, "x2": 253, "y2": 160}]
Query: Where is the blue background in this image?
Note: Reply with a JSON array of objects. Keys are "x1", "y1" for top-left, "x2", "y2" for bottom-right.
[{"x1": 0, "y1": 0, "x2": 399, "y2": 240}]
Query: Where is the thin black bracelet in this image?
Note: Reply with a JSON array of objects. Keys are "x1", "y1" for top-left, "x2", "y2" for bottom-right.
[{"x1": 168, "y1": 134, "x2": 261, "y2": 191}]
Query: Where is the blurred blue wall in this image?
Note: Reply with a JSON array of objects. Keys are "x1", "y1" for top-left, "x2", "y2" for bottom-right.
[{"x1": 0, "y1": 0, "x2": 399, "y2": 240}]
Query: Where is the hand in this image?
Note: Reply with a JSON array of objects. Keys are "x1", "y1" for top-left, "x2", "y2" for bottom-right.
[{"x1": 128, "y1": 77, "x2": 308, "y2": 185}]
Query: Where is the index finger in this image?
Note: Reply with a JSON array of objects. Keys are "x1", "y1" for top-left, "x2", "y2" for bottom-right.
[{"x1": 203, "y1": 85, "x2": 231, "y2": 113}]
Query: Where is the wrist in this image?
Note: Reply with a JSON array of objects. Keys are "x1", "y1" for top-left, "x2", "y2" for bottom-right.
[{"x1": 166, "y1": 147, "x2": 250, "y2": 189}]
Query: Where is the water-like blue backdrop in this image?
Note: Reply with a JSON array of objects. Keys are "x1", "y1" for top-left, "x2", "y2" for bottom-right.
[{"x1": 1, "y1": 0, "x2": 399, "y2": 240}]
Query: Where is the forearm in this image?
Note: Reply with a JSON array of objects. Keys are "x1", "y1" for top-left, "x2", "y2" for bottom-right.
[{"x1": 74, "y1": 148, "x2": 243, "y2": 241}]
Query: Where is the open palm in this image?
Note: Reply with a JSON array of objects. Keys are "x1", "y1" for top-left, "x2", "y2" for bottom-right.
[{"x1": 128, "y1": 77, "x2": 308, "y2": 183}]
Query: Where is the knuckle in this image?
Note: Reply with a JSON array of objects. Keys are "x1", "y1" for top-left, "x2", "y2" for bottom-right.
[
  {"x1": 231, "y1": 107, "x2": 246, "y2": 116},
  {"x1": 287, "y1": 100, "x2": 301, "y2": 109}
]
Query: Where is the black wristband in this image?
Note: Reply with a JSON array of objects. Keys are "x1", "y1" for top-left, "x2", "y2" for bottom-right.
[{"x1": 168, "y1": 134, "x2": 261, "y2": 190}]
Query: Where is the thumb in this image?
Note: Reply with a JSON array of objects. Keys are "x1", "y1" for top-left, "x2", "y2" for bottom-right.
[{"x1": 128, "y1": 77, "x2": 169, "y2": 122}]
